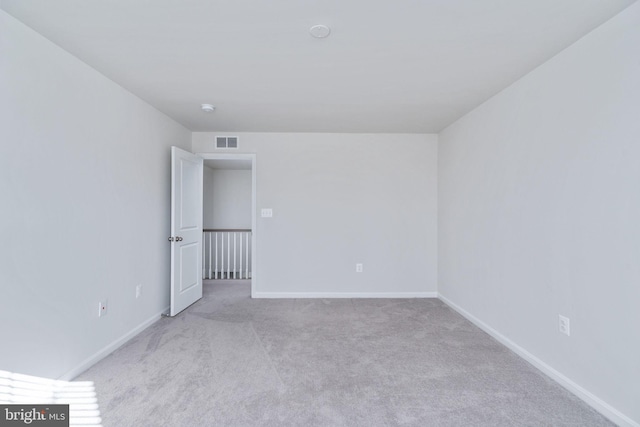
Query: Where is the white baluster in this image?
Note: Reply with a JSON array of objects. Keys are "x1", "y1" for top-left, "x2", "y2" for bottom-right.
[
  {"x1": 233, "y1": 232, "x2": 237, "y2": 279},
  {"x1": 202, "y1": 232, "x2": 206, "y2": 279},
  {"x1": 227, "y1": 232, "x2": 230, "y2": 279},
  {"x1": 203, "y1": 232, "x2": 206, "y2": 279},
  {"x1": 214, "y1": 233, "x2": 218, "y2": 279},
  {"x1": 246, "y1": 232, "x2": 250, "y2": 279},
  {"x1": 221, "y1": 233, "x2": 224, "y2": 279},
  {"x1": 208, "y1": 233, "x2": 212, "y2": 279},
  {"x1": 239, "y1": 233, "x2": 243, "y2": 279}
]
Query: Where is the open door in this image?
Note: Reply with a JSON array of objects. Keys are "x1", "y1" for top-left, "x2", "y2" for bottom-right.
[{"x1": 170, "y1": 146, "x2": 203, "y2": 316}]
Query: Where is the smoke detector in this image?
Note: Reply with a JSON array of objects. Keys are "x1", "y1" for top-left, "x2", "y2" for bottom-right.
[
  {"x1": 309, "y1": 25, "x2": 331, "y2": 39},
  {"x1": 201, "y1": 104, "x2": 215, "y2": 113}
]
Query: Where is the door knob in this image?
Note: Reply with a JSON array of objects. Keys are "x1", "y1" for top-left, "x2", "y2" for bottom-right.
[{"x1": 168, "y1": 237, "x2": 175, "y2": 242}]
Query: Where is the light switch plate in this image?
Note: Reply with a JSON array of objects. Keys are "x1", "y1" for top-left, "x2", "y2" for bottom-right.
[{"x1": 261, "y1": 208, "x2": 273, "y2": 218}]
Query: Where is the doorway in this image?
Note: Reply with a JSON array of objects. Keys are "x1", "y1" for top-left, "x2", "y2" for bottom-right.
[{"x1": 200, "y1": 153, "x2": 257, "y2": 297}]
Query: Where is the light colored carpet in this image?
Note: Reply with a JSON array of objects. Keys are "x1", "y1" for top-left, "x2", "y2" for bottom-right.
[{"x1": 78, "y1": 281, "x2": 613, "y2": 426}]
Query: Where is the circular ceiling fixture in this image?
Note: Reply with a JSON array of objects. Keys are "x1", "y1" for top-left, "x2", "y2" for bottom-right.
[
  {"x1": 309, "y1": 24, "x2": 331, "y2": 39},
  {"x1": 201, "y1": 104, "x2": 215, "y2": 113}
]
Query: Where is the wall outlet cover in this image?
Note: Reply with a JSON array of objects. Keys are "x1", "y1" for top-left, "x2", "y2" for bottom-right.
[
  {"x1": 559, "y1": 314, "x2": 570, "y2": 336},
  {"x1": 98, "y1": 300, "x2": 108, "y2": 317}
]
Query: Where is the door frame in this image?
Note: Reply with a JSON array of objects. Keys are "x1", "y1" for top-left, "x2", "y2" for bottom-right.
[{"x1": 198, "y1": 152, "x2": 257, "y2": 298}]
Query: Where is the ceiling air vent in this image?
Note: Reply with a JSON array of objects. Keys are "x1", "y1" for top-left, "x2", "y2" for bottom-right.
[{"x1": 215, "y1": 136, "x2": 239, "y2": 149}]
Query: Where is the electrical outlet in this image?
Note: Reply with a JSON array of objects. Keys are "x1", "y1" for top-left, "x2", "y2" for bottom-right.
[
  {"x1": 558, "y1": 315, "x2": 570, "y2": 336},
  {"x1": 136, "y1": 284, "x2": 142, "y2": 299},
  {"x1": 98, "y1": 300, "x2": 108, "y2": 317},
  {"x1": 356, "y1": 263, "x2": 363, "y2": 273}
]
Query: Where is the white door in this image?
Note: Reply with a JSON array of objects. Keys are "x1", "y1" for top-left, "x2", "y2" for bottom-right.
[{"x1": 170, "y1": 146, "x2": 203, "y2": 316}]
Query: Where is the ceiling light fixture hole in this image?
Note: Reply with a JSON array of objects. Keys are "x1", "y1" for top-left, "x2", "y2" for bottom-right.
[{"x1": 309, "y1": 25, "x2": 331, "y2": 39}]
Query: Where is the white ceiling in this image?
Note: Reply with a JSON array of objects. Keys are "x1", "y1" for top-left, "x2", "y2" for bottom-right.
[{"x1": 1, "y1": 0, "x2": 635, "y2": 133}]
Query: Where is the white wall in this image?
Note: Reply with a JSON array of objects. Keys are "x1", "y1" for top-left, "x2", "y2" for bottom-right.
[
  {"x1": 0, "y1": 11, "x2": 191, "y2": 379},
  {"x1": 438, "y1": 3, "x2": 640, "y2": 426},
  {"x1": 203, "y1": 168, "x2": 252, "y2": 229},
  {"x1": 204, "y1": 166, "x2": 215, "y2": 228},
  {"x1": 194, "y1": 133, "x2": 438, "y2": 297}
]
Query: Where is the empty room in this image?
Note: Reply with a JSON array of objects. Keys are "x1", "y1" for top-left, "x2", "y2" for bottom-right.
[{"x1": 1, "y1": 1, "x2": 638, "y2": 426}]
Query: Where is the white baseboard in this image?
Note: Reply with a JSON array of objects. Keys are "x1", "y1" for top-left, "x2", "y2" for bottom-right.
[
  {"x1": 438, "y1": 294, "x2": 639, "y2": 427},
  {"x1": 58, "y1": 306, "x2": 169, "y2": 381},
  {"x1": 253, "y1": 292, "x2": 438, "y2": 299}
]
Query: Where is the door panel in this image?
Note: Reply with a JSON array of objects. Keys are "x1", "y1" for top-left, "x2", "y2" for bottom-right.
[
  {"x1": 180, "y1": 160, "x2": 200, "y2": 229},
  {"x1": 179, "y1": 243, "x2": 199, "y2": 292}
]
